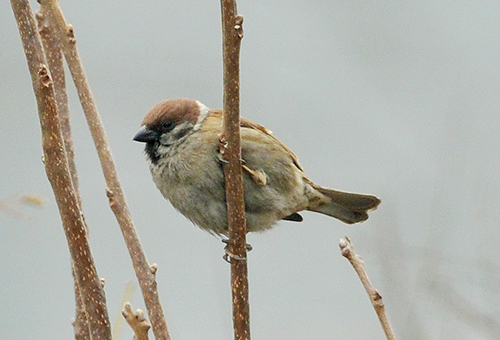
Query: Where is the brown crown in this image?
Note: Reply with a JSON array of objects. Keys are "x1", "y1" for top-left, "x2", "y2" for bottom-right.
[{"x1": 142, "y1": 98, "x2": 200, "y2": 128}]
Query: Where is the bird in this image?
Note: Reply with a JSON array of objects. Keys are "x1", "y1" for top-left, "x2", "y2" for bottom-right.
[{"x1": 133, "y1": 98, "x2": 380, "y2": 236}]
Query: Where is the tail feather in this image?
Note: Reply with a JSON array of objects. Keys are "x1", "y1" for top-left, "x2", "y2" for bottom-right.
[{"x1": 309, "y1": 186, "x2": 381, "y2": 224}]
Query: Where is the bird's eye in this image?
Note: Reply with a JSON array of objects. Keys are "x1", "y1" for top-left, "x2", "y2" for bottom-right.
[{"x1": 160, "y1": 120, "x2": 175, "y2": 133}]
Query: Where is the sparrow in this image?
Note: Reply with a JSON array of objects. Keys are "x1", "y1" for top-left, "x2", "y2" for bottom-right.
[{"x1": 133, "y1": 98, "x2": 380, "y2": 235}]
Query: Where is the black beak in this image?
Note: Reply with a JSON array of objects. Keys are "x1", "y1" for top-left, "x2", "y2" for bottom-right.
[{"x1": 133, "y1": 126, "x2": 158, "y2": 143}]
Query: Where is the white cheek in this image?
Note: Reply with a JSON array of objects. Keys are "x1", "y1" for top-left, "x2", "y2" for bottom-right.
[{"x1": 194, "y1": 101, "x2": 210, "y2": 131}]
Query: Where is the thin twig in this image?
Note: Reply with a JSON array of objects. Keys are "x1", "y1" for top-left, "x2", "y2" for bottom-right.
[
  {"x1": 38, "y1": 1, "x2": 170, "y2": 339},
  {"x1": 220, "y1": 1, "x2": 249, "y2": 339},
  {"x1": 11, "y1": 1, "x2": 112, "y2": 339},
  {"x1": 122, "y1": 303, "x2": 151, "y2": 340},
  {"x1": 36, "y1": 10, "x2": 89, "y2": 339},
  {"x1": 339, "y1": 237, "x2": 396, "y2": 340}
]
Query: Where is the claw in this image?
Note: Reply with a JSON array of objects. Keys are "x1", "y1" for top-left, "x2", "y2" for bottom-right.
[
  {"x1": 221, "y1": 239, "x2": 252, "y2": 263},
  {"x1": 216, "y1": 152, "x2": 229, "y2": 164}
]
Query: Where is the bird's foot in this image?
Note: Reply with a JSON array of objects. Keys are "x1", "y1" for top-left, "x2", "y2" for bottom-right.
[{"x1": 221, "y1": 239, "x2": 253, "y2": 263}]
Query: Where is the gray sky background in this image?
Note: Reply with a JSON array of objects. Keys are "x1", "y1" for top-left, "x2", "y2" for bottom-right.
[{"x1": 2, "y1": 1, "x2": 500, "y2": 339}]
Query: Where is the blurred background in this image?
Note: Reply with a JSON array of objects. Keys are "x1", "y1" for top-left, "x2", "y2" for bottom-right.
[{"x1": 2, "y1": 1, "x2": 500, "y2": 339}]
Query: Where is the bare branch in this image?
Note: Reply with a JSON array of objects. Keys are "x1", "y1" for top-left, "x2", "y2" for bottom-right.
[
  {"x1": 220, "y1": 1, "x2": 249, "y2": 339},
  {"x1": 11, "y1": 0, "x2": 111, "y2": 338},
  {"x1": 339, "y1": 237, "x2": 396, "y2": 340},
  {"x1": 35, "y1": 8, "x2": 78, "y2": 199},
  {"x1": 122, "y1": 303, "x2": 151, "y2": 340},
  {"x1": 36, "y1": 10, "x2": 89, "y2": 339},
  {"x1": 38, "y1": 1, "x2": 171, "y2": 339}
]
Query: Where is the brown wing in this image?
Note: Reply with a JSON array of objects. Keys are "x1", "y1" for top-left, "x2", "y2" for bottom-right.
[
  {"x1": 239, "y1": 117, "x2": 304, "y2": 171},
  {"x1": 209, "y1": 109, "x2": 304, "y2": 171},
  {"x1": 208, "y1": 109, "x2": 304, "y2": 172}
]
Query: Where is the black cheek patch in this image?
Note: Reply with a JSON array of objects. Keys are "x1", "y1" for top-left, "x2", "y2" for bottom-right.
[
  {"x1": 145, "y1": 142, "x2": 161, "y2": 164},
  {"x1": 174, "y1": 127, "x2": 190, "y2": 140}
]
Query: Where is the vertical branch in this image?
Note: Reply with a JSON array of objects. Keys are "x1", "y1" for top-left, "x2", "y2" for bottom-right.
[
  {"x1": 35, "y1": 8, "x2": 77, "y2": 196},
  {"x1": 220, "y1": 1, "x2": 249, "y2": 339},
  {"x1": 36, "y1": 10, "x2": 89, "y2": 339},
  {"x1": 11, "y1": 1, "x2": 111, "y2": 339},
  {"x1": 39, "y1": 1, "x2": 171, "y2": 339}
]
